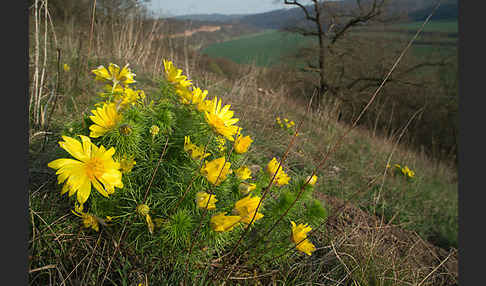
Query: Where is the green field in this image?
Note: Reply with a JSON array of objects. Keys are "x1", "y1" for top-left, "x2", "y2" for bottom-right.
[
  {"x1": 201, "y1": 29, "x2": 313, "y2": 66},
  {"x1": 412, "y1": 44, "x2": 457, "y2": 58},
  {"x1": 201, "y1": 20, "x2": 457, "y2": 68},
  {"x1": 391, "y1": 19, "x2": 458, "y2": 33}
]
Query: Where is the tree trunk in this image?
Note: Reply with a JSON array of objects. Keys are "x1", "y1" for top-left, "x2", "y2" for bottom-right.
[{"x1": 314, "y1": 0, "x2": 326, "y2": 105}]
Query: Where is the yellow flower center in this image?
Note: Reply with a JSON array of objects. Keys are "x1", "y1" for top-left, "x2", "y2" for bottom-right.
[
  {"x1": 210, "y1": 116, "x2": 226, "y2": 129},
  {"x1": 85, "y1": 157, "x2": 106, "y2": 180},
  {"x1": 106, "y1": 119, "x2": 117, "y2": 129}
]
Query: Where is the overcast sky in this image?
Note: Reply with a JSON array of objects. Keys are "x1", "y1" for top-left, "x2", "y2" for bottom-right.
[{"x1": 146, "y1": 0, "x2": 289, "y2": 17}]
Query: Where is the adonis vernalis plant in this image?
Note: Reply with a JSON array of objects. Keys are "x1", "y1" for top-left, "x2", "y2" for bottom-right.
[{"x1": 47, "y1": 60, "x2": 328, "y2": 279}]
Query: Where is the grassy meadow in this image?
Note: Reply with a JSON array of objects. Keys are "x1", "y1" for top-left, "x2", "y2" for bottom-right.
[
  {"x1": 28, "y1": 3, "x2": 458, "y2": 285},
  {"x1": 391, "y1": 19, "x2": 458, "y2": 33},
  {"x1": 202, "y1": 20, "x2": 458, "y2": 68}
]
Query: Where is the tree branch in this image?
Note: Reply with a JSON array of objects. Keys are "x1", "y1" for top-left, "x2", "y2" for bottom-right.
[
  {"x1": 284, "y1": 0, "x2": 317, "y2": 22},
  {"x1": 330, "y1": 0, "x2": 385, "y2": 44}
]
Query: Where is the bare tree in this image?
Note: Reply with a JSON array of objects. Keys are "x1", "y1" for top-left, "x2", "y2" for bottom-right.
[
  {"x1": 280, "y1": 0, "x2": 458, "y2": 162},
  {"x1": 283, "y1": 0, "x2": 389, "y2": 104}
]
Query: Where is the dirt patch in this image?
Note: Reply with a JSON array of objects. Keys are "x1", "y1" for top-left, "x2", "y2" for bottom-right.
[{"x1": 314, "y1": 192, "x2": 458, "y2": 285}]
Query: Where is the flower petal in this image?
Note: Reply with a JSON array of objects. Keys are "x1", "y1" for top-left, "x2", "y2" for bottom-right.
[{"x1": 76, "y1": 177, "x2": 92, "y2": 204}]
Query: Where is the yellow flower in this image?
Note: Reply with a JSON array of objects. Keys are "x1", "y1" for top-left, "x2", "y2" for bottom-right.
[
  {"x1": 204, "y1": 97, "x2": 240, "y2": 141},
  {"x1": 191, "y1": 87, "x2": 208, "y2": 105},
  {"x1": 290, "y1": 221, "x2": 316, "y2": 256},
  {"x1": 92, "y1": 63, "x2": 136, "y2": 86},
  {"x1": 196, "y1": 191, "x2": 218, "y2": 210},
  {"x1": 163, "y1": 59, "x2": 192, "y2": 88},
  {"x1": 184, "y1": 136, "x2": 211, "y2": 160},
  {"x1": 47, "y1": 135, "x2": 123, "y2": 204},
  {"x1": 119, "y1": 155, "x2": 136, "y2": 174},
  {"x1": 97, "y1": 84, "x2": 143, "y2": 108},
  {"x1": 63, "y1": 63, "x2": 70, "y2": 72},
  {"x1": 210, "y1": 212, "x2": 242, "y2": 232},
  {"x1": 306, "y1": 175, "x2": 318, "y2": 186},
  {"x1": 402, "y1": 166, "x2": 415, "y2": 178},
  {"x1": 234, "y1": 133, "x2": 253, "y2": 154},
  {"x1": 197, "y1": 99, "x2": 214, "y2": 113},
  {"x1": 89, "y1": 102, "x2": 122, "y2": 138},
  {"x1": 150, "y1": 125, "x2": 160, "y2": 137},
  {"x1": 233, "y1": 195, "x2": 264, "y2": 225},
  {"x1": 296, "y1": 239, "x2": 316, "y2": 256},
  {"x1": 98, "y1": 83, "x2": 124, "y2": 99},
  {"x1": 235, "y1": 166, "x2": 252, "y2": 180},
  {"x1": 72, "y1": 204, "x2": 99, "y2": 232},
  {"x1": 200, "y1": 157, "x2": 231, "y2": 185},
  {"x1": 119, "y1": 87, "x2": 145, "y2": 109},
  {"x1": 290, "y1": 221, "x2": 311, "y2": 242},
  {"x1": 266, "y1": 157, "x2": 291, "y2": 186},
  {"x1": 176, "y1": 86, "x2": 193, "y2": 105},
  {"x1": 238, "y1": 182, "x2": 257, "y2": 195}
]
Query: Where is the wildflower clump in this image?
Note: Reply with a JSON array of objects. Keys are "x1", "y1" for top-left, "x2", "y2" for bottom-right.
[
  {"x1": 276, "y1": 116, "x2": 298, "y2": 136},
  {"x1": 394, "y1": 163, "x2": 415, "y2": 180},
  {"x1": 47, "y1": 60, "x2": 327, "y2": 277}
]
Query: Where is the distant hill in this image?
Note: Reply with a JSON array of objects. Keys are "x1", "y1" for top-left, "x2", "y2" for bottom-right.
[
  {"x1": 171, "y1": 8, "x2": 307, "y2": 30},
  {"x1": 237, "y1": 7, "x2": 309, "y2": 30},
  {"x1": 172, "y1": 13, "x2": 247, "y2": 23},
  {"x1": 168, "y1": 0, "x2": 456, "y2": 31},
  {"x1": 408, "y1": 0, "x2": 458, "y2": 21},
  {"x1": 168, "y1": 6, "x2": 311, "y2": 30},
  {"x1": 200, "y1": 1, "x2": 446, "y2": 30}
]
